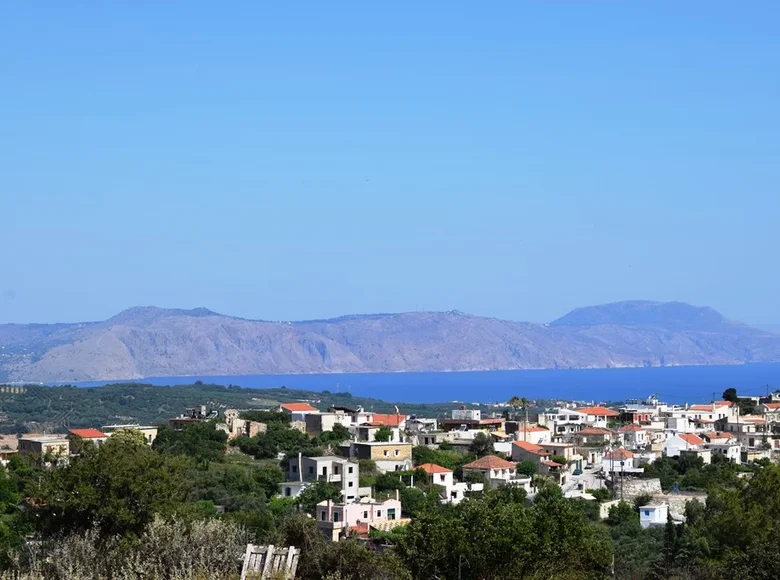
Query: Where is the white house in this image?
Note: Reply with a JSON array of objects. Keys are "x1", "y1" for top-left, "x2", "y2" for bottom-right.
[
  {"x1": 664, "y1": 433, "x2": 704, "y2": 458},
  {"x1": 602, "y1": 448, "x2": 634, "y2": 471},
  {"x1": 512, "y1": 426, "x2": 552, "y2": 445},
  {"x1": 417, "y1": 463, "x2": 482, "y2": 504},
  {"x1": 575, "y1": 406, "x2": 620, "y2": 429},
  {"x1": 618, "y1": 424, "x2": 647, "y2": 449},
  {"x1": 280, "y1": 402, "x2": 320, "y2": 422},
  {"x1": 462, "y1": 455, "x2": 532, "y2": 491},
  {"x1": 706, "y1": 443, "x2": 741, "y2": 463},
  {"x1": 639, "y1": 503, "x2": 668, "y2": 529}
]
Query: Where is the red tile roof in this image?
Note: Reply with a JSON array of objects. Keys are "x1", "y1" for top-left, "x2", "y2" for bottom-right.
[
  {"x1": 604, "y1": 448, "x2": 634, "y2": 460},
  {"x1": 678, "y1": 433, "x2": 704, "y2": 446},
  {"x1": 68, "y1": 428, "x2": 107, "y2": 439},
  {"x1": 515, "y1": 426, "x2": 549, "y2": 433},
  {"x1": 618, "y1": 424, "x2": 645, "y2": 432},
  {"x1": 512, "y1": 440, "x2": 549, "y2": 456},
  {"x1": 369, "y1": 413, "x2": 407, "y2": 427},
  {"x1": 763, "y1": 402, "x2": 780, "y2": 410},
  {"x1": 281, "y1": 402, "x2": 319, "y2": 413},
  {"x1": 417, "y1": 463, "x2": 453, "y2": 474},
  {"x1": 578, "y1": 427, "x2": 613, "y2": 435},
  {"x1": 576, "y1": 406, "x2": 619, "y2": 417},
  {"x1": 690, "y1": 401, "x2": 734, "y2": 411},
  {"x1": 542, "y1": 460, "x2": 564, "y2": 468},
  {"x1": 704, "y1": 431, "x2": 734, "y2": 441},
  {"x1": 463, "y1": 455, "x2": 517, "y2": 470}
]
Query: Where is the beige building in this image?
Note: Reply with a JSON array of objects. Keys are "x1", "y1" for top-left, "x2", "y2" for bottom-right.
[
  {"x1": 102, "y1": 424, "x2": 159, "y2": 446},
  {"x1": 349, "y1": 442, "x2": 413, "y2": 472},
  {"x1": 18, "y1": 435, "x2": 70, "y2": 460}
]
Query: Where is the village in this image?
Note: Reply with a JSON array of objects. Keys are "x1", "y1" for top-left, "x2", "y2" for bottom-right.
[{"x1": 8, "y1": 389, "x2": 777, "y2": 546}]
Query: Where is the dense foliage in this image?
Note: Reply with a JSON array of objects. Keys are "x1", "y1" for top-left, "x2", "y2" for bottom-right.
[
  {"x1": 0, "y1": 403, "x2": 779, "y2": 578},
  {"x1": 0, "y1": 382, "x2": 496, "y2": 434}
]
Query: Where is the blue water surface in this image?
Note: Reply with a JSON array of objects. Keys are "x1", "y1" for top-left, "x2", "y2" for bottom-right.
[{"x1": 74, "y1": 363, "x2": 780, "y2": 404}]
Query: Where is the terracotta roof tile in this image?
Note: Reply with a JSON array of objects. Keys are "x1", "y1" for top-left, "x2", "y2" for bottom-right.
[
  {"x1": 281, "y1": 402, "x2": 319, "y2": 412},
  {"x1": 512, "y1": 440, "x2": 549, "y2": 455},
  {"x1": 463, "y1": 455, "x2": 517, "y2": 470},
  {"x1": 604, "y1": 448, "x2": 634, "y2": 460},
  {"x1": 68, "y1": 428, "x2": 107, "y2": 439},
  {"x1": 417, "y1": 463, "x2": 453, "y2": 474},
  {"x1": 576, "y1": 406, "x2": 619, "y2": 417},
  {"x1": 678, "y1": 433, "x2": 704, "y2": 446}
]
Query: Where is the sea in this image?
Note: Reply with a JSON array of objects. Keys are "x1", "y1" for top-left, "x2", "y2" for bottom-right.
[{"x1": 73, "y1": 363, "x2": 780, "y2": 405}]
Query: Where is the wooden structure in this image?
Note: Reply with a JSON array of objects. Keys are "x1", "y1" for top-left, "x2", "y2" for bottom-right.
[{"x1": 240, "y1": 544, "x2": 300, "y2": 580}]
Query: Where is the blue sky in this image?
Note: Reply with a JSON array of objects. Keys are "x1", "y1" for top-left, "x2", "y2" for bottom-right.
[{"x1": 2, "y1": 2, "x2": 779, "y2": 325}]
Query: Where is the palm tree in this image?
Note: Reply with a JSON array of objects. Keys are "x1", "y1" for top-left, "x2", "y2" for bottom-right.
[{"x1": 508, "y1": 396, "x2": 531, "y2": 441}]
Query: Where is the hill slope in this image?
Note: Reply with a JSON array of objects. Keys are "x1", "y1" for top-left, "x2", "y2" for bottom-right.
[{"x1": 2, "y1": 302, "x2": 780, "y2": 382}]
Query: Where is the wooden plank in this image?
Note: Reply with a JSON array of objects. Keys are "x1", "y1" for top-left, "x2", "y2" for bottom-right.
[
  {"x1": 284, "y1": 546, "x2": 297, "y2": 579},
  {"x1": 240, "y1": 544, "x2": 254, "y2": 580},
  {"x1": 261, "y1": 544, "x2": 276, "y2": 578}
]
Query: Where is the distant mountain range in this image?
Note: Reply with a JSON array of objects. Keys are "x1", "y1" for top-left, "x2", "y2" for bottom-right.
[{"x1": 2, "y1": 301, "x2": 780, "y2": 383}]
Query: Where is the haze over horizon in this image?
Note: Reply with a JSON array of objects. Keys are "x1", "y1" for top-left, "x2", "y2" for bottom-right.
[{"x1": 3, "y1": 2, "x2": 779, "y2": 326}]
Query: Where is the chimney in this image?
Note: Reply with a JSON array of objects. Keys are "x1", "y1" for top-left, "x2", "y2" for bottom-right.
[
  {"x1": 298, "y1": 452, "x2": 302, "y2": 482},
  {"x1": 395, "y1": 489, "x2": 399, "y2": 501}
]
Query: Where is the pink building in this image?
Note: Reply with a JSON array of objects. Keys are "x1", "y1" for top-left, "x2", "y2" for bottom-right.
[{"x1": 316, "y1": 494, "x2": 403, "y2": 541}]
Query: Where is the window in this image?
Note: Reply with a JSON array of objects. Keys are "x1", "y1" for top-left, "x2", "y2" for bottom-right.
[
  {"x1": 291, "y1": 465, "x2": 298, "y2": 473},
  {"x1": 322, "y1": 467, "x2": 327, "y2": 475},
  {"x1": 394, "y1": 449, "x2": 399, "y2": 456},
  {"x1": 376, "y1": 510, "x2": 381, "y2": 517},
  {"x1": 383, "y1": 450, "x2": 388, "y2": 457},
  {"x1": 308, "y1": 466, "x2": 314, "y2": 474},
  {"x1": 644, "y1": 510, "x2": 650, "y2": 517},
  {"x1": 333, "y1": 512, "x2": 340, "y2": 522},
  {"x1": 348, "y1": 466, "x2": 353, "y2": 474},
  {"x1": 348, "y1": 481, "x2": 353, "y2": 487},
  {"x1": 321, "y1": 511, "x2": 327, "y2": 521},
  {"x1": 285, "y1": 487, "x2": 291, "y2": 497},
  {"x1": 363, "y1": 511, "x2": 368, "y2": 519},
  {"x1": 387, "y1": 508, "x2": 396, "y2": 520},
  {"x1": 334, "y1": 466, "x2": 340, "y2": 475},
  {"x1": 440, "y1": 474, "x2": 445, "y2": 482}
]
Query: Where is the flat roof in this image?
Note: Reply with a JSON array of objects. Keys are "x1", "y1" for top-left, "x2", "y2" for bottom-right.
[
  {"x1": 20, "y1": 435, "x2": 69, "y2": 443},
  {"x1": 302, "y1": 456, "x2": 351, "y2": 462}
]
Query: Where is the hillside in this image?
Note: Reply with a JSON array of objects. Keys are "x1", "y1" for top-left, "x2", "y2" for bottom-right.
[{"x1": 2, "y1": 301, "x2": 780, "y2": 382}]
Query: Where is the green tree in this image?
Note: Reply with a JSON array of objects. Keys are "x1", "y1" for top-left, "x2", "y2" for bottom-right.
[
  {"x1": 515, "y1": 460, "x2": 538, "y2": 477},
  {"x1": 374, "y1": 427, "x2": 393, "y2": 442},
  {"x1": 722, "y1": 388, "x2": 738, "y2": 403},
  {"x1": 468, "y1": 432, "x2": 493, "y2": 458},
  {"x1": 153, "y1": 421, "x2": 228, "y2": 465},
  {"x1": 31, "y1": 433, "x2": 191, "y2": 537},
  {"x1": 297, "y1": 480, "x2": 342, "y2": 515}
]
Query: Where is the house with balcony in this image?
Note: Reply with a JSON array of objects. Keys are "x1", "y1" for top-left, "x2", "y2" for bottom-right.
[
  {"x1": 602, "y1": 448, "x2": 635, "y2": 472},
  {"x1": 347, "y1": 441, "x2": 413, "y2": 473},
  {"x1": 287, "y1": 455, "x2": 361, "y2": 502},
  {"x1": 617, "y1": 424, "x2": 647, "y2": 449},
  {"x1": 441, "y1": 408, "x2": 505, "y2": 432},
  {"x1": 569, "y1": 427, "x2": 616, "y2": 447},
  {"x1": 68, "y1": 428, "x2": 109, "y2": 454},
  {"x1": 540, "y1": 408, "x2": 585, "y2": 437},
  {"x1": 759, "y1": 402, "x2": 780, "y2": 422},
  {"x1": 316, "y1": 494, "x2": 404, "y2": 542},
  {"x1": 280, "y1": 402, "x2": 320, "y2": 422},
  {"x1": 417, "y1": 463, "x2": 482, "y2": 504},
  {"x1": 575, "y1": 406, "x2": 620, "y2": 429},
  {"x1": 462, "y1": 455, "x2": 532, "y2": 491},
  {"x1": 664, "y1": 433, "x2": 705, "y2": 458},
  {"x1": 714, "y1": 416, "x2": 770, "y2": 449}
]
